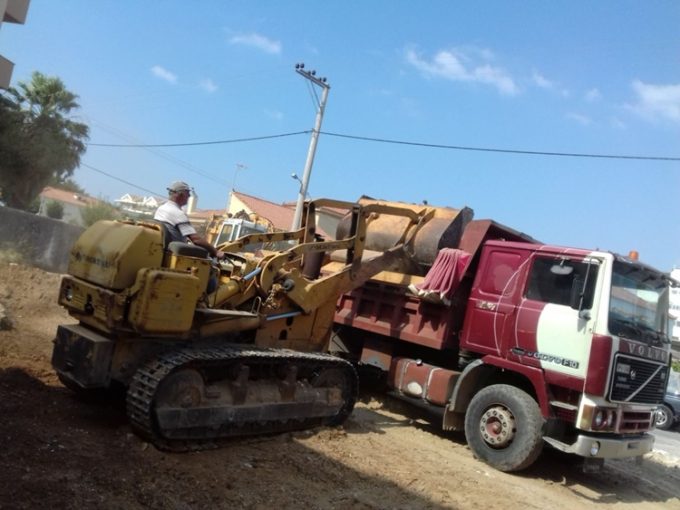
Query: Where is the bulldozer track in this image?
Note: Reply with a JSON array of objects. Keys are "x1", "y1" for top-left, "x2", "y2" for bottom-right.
[{"x1": 126, "y1": 345, "x2": 358, "y2": 452}]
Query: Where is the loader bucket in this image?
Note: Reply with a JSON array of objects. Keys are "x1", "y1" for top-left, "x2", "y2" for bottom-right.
[{"x1": 335, "y1": 197, "x2": 474, "y2": 272}]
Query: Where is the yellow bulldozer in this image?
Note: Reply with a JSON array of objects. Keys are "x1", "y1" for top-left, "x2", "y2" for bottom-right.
[{"x1": 52, "y1": 198, "x2": 469, "y2": 451}]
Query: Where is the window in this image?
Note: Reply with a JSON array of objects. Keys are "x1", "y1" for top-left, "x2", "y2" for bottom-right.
[
  {"x1": 526, "y1": 257, "x2": 599, "y2": 309},
  {"x1": 479, "y1": 251, "x2": 524, "y2": 296},
  {"x1": 609, "y1": 260, "x2": 670, "y2": 343}
]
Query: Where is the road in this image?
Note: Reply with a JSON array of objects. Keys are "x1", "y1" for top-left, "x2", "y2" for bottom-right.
[{"x1": 653, "y1": 427, "x2": 680, "y2": 465}]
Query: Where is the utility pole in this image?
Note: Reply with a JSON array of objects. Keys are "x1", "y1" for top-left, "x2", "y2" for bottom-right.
[
  {"x1": 226, "y1": 163, "x2": 247, "y2": 213},
  {"x1": 291, "y1": 63, "x2": 330, "y2": 230}
]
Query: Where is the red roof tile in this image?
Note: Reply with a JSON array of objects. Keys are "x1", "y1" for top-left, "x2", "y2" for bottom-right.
[
  {"x1": 233, "y1": 191, "x2": 295, "y2": 230},
  {"x1": 40, "y1": 187, "x2": 100, "y2": 207}
]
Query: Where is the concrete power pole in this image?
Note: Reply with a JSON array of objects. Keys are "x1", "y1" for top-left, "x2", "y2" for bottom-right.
[
  {"x1": 291, "y1": 63, "x2": 330, "y2": 230},
  {"x1": 226, "y1": 163, "x2": 247, "y2": 214}
]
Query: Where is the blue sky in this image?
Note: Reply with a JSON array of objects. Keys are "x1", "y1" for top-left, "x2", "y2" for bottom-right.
[{"x1": 2, "y1": 0, "x2": 679, "y2": 270}]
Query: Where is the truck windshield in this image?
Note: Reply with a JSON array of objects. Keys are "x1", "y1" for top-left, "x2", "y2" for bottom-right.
[
  {"x1": 608, "y1": 260, "x2": 670, "y2": 345},
  {"x1": 215, "y1": 224, "x2": 234, "y2": 246},
  {"x1": 668, "y1": 371, "x2": 680, "y2": 396},
  {"x1": 216, "y1": 222, "x2": 268, "y2": 252}
]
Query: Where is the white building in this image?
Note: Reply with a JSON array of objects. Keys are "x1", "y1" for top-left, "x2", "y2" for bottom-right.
[
  {"x1": 37, "y1": 186, "x2": 100, "y2": 226},
  {"x1": 115, "y1": 193, "x2": 162, "y2": 218},
  {"x1": 670, "y1": 268, "x2": 680, "y2": 341},
  {"x1": 0, "y1": 0, "x2": 30, "y2": 89}
]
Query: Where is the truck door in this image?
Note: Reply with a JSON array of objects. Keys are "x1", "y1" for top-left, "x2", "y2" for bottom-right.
[
  {"x1": 514, "y1": 255, "x2": 600, "y2": 381},
  {"x1": 461, "y1": 246, "x2": 532, "y2": 356}
]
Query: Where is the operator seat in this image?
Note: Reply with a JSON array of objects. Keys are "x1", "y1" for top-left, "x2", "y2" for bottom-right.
[
  {"x1": 167, "y1": 241, "x2": 209, "y2": 259},
  {"x1": 153, "y1": 220, "x2": 209, "y2": 259}
]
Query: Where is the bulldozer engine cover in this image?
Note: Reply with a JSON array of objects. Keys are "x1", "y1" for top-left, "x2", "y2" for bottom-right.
[
  {"x1": 69, "y1": 220, "x2": 165, "y2": 290},
  {"x1": 129, "y1": 268, "x2": 201, "y2": 335},
  {"x1": 58, "y1": 275, "x2": 127, "y2": 331}
]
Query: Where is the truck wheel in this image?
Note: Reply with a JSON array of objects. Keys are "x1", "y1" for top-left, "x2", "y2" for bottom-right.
[
  {"x1": 464, "y1": 384, "x2": 545, "y2": 472},
  {"x1": 655, "y1": 404, "x2": 674, "y2": 430}
]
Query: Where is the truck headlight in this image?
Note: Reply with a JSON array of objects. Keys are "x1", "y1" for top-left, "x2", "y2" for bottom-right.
[
  {"x1": 593, "y1": 410, "x2": 605, "y2": 428},
  {"x1": 584, "y1": 406, "x2": 617, "y2": 431}
]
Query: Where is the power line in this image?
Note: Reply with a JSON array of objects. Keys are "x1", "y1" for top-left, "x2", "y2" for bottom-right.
[
  {"x1": 87, "y1": 117, "x2": 230, "y2": 186},
  {"x1": 87, "y1": 130, "x2": 311, "y2": 148},
  {"x1": 85, "y1": 129, "x2": 680, "y2": 162},
  {"x1": 320, "y1": 131, "x2": 680, "y2": 162},
  {"x1": 80, "y1": 162, "x2": 165, "y2": 198}
]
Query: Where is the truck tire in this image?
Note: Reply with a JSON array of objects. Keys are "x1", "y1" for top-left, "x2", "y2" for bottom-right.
[
  {"x1": 655, "y1": 404, "x2": 674, "y2": 430},
  {"x1": 464, "y1": 384, "x2": 545, "y2": 472}
]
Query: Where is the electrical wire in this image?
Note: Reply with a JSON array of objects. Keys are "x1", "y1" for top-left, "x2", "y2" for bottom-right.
[
  {"x1": 319, "y1": 132, "x2": 680, "y2": 162},
  {"x1": 85, "y1": 129, "x2": 680, "y2": 162},
  {"x1": 80, "y1": 162, "x2": 165, "y2": 198},
  {"x1": 87, "y1": 117, "x2": 230, "y2": 186},
  {"x1": 87, "y1": 131, "x2": 311, "y2": 148}
]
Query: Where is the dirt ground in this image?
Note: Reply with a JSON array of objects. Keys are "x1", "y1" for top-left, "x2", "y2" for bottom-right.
[{"x1": 1, "y1": 261, "x2": 680, "y2": 510}]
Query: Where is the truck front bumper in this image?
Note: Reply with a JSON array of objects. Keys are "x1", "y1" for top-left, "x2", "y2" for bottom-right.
[{"x1": 544, "y1": 433, "x2": 654, "y2": 459}]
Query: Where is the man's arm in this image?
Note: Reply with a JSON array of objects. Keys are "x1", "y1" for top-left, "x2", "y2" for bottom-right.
[{"x1": 187, "y1": 233, "x2": 225, "y2": 259}]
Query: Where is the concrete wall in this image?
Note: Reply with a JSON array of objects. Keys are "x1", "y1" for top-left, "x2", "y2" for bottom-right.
[{"x1": 0, "y1": 206, "x2": 83, "y2": 274}]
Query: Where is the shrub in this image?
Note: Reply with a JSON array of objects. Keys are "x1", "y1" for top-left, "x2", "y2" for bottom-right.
[
  {"x1": 45, "y1": 200, "x2": 64, "y2": 219},
  {"x1": 81, "y1": 202, "x2": 121, "y2": 227}
]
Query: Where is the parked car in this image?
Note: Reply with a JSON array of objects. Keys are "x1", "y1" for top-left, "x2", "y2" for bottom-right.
[{"x1": 656, "y1": 370, "x2": 680, "y2": 430}]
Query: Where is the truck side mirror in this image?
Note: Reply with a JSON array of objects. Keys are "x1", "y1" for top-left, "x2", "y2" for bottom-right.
[
  {"x1": 570, "y1": 276, "x2": 592, "y2": 320},
  {"x1": 570, "y1": 277, "x2": 583, "y2": 310}
]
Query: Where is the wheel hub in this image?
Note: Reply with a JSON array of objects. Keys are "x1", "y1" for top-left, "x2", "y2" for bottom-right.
[{"x1": 479, "y1": 405, "x2": 516, "y2": 448}]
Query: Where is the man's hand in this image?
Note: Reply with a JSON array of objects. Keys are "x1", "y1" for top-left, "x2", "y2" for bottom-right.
[{"x1": 216, "y1": 249, "x2": 226, "y2": 260}]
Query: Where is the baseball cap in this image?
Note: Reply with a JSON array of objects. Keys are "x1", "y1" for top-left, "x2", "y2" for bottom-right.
[{"x1": 167, "y1": 181, "x2": 191, "y2": 193}]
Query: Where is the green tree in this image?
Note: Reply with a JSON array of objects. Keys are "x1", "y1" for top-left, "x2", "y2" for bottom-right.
[
  {"x1": 81, "y1": 201, "x2": 120, "y2": 227},
  {"x1": 49, "y1": 176, "x2": 85, "y2": 194},
  {"x1": 45, "y1": 200, "x2": 64, "y2": 219},
  {"x1": 0, "y1": 72, "x2": 89, "y2": 210}
]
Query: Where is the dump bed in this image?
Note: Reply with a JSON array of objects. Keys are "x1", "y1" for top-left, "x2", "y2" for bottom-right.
[{"x1": 333, "y1": 218, "x2": 537, "y2": 351}]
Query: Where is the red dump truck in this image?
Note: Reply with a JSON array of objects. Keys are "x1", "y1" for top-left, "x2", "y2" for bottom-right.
[{"x1": 328, "y1": 197, "x2": 672, "y2": 472}]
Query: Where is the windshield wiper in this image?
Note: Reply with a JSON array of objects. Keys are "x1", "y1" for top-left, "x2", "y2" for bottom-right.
[
  {"x1": 636, "y1": 323, "x2": 670, "y2": 346},
  {"x1": 611, "y1": 318, "x2": 642, "y2": 339}
]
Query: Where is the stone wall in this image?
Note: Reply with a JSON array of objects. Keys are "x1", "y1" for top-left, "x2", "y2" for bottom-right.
[{"x1": 0, "y1": 206, "x2": 84, "y2": 274}]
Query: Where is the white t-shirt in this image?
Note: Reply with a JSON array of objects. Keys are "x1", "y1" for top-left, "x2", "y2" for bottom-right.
[{"x1": 154, "y1": 201, "x2": 197, "y2": 242}]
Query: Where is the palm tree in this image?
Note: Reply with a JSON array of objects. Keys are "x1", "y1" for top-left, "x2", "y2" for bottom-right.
[{"x1": 0, "y1": 71, "x2": 89, "y2": 210}]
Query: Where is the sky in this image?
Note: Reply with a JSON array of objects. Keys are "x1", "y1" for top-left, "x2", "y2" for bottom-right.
[{"x1": 2, "y1": 0, "x2": 679, "y2": 271}]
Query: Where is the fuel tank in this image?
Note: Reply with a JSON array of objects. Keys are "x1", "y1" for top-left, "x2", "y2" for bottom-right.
[{"x1": 336, "y1": 197, "x2": 474, "y2": 271}]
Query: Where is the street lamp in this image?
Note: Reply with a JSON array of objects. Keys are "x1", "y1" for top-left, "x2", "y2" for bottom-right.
[{"x1": 291, "y1": 172, "x2": 308, "y2": 196}]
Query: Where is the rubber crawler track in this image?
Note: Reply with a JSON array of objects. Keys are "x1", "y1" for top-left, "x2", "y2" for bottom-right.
[{"x1": 126, "y1": 345, "x2": 358, "y2": 452}]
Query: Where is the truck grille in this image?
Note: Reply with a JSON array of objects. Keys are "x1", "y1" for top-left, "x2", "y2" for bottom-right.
[
  {"x1": 608, "y1": 354, "x2": 668, "y2": 405},
  {"x1": 619, "y1": 410, "x2": 654, "y2": 433}
]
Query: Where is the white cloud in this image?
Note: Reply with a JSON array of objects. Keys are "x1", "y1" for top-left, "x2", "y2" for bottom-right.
[
  {"x1": 405, "y1": 47, "x2": 519, "y2": 96},
  {"x1": 610, "y1": 117, "x2": 626, "y2": 129},
  {"x1": 199, "y1": 78, "x2": 218, "y2": 93},
  {"x1": 151, "y1": 65, "x2": 177, "y2": 84},
  {"x1": 532, "y1": 70, "x2": 570, "y2": 97},
  {"x1": 566, "y1": 112, "x2": 592, "y2": 126},
  {"x1": 229, "y1": 32, "x2": 281, "y2": 54},
  {"x1": 532, "y1": 71, "x2": 554, "y2": 89},
  {"x1": 627, "y1": 80, "x2": 680, "y2": 123},
  {"x1": 585, "y1": 88, "x2": 601, "y2": 102},
  {"x1": 265, "y1": 109, "x2": 283, "y2": 121}
]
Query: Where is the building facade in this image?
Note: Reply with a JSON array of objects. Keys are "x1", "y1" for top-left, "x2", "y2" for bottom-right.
[
  {"x1": 0, "y1": 0, "x2": 30, "y2": 89},
  {"x1": 37, "y1": 187, "x2": 100, "y2": 226},
  {"x1": 671, "y1": 268, "x2": 680, "y2": 341}
]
